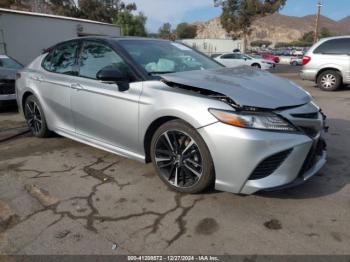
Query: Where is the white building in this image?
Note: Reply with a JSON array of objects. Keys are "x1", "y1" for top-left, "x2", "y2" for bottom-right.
[
  {"x1": 0, "y1": 8, "x2": 121, "y2": 65},
  {"x1": 180, "y1": 38, "x2": 244, "y2": 56}
]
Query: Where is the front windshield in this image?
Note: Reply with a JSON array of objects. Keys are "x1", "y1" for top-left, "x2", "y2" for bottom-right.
[
  {"x1": 0, "y1": 56, "x2": 23, "y2": 69},
  {"x1": 117, "y1": 39, "x2": 223, "y2": 75}
]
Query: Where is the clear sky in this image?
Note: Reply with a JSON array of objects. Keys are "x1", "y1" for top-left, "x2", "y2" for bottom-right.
[{"x1": 124, "y1": 0, "x2": 350, "y2": 33}]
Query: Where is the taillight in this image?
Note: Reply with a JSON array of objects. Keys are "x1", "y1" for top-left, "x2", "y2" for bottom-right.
[
  {"x1": 15, "y1": 72, "x2": 21, "y2": 80},
  {"x1": 302, "y1": 56, "x2": 311, "y2": 65}
]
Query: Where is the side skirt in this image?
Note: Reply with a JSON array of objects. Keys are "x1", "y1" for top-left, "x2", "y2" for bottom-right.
[{"x1": 54, "y1": 128, "x2": 146, "y2": 163}]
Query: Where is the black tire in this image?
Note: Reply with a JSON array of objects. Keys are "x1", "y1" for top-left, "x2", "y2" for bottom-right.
[
  {"x1": 252, "y1": 63, "x2": 261, "y2": 69},
  {"x1": 150, "y1": 119, "x2": 215, "y2": 194},
  {"x1": 24, "y1": 95, "x2": 51, "y2": 138},
  {"x1": 317, "y1": 70, "x2": 342, "y2": 91}
]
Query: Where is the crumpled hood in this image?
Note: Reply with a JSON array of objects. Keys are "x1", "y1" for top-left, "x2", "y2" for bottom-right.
[{"x1": 161, "y1": 67, "x2": 311, "y2": 109}]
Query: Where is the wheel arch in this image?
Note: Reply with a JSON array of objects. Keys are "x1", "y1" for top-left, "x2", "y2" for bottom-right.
[
  {"x1": 21, "y1": 91, "x2": 34, "y2": 112},
  {"x1": 143, "y1": 116, "x2": 180, "y2": 163},
  {"x1": 316, "y1": 67, "x2": 343, "y2": 83}
]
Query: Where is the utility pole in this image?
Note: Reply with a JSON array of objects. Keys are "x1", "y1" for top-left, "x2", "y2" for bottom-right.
[{"x1": 314, "y1": 0, "x2": 323, "y2": 43}]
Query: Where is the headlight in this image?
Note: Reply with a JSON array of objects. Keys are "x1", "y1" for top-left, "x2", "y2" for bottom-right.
[{"x1": 209, "y1": 109, "x2": 296, "y2": 131}]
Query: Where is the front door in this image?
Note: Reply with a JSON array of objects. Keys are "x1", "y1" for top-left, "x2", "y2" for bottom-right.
[{"x1": 70, "y1": 40, "x2": 142, "y2": 153}]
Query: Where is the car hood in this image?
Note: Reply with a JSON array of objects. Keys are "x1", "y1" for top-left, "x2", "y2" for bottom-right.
[
  {"x1": 161, "y1": 67, "x2": 311, "y2": 109},
  {"x1": 0, "y1": 68, "x2": 17, "y2": 80}
]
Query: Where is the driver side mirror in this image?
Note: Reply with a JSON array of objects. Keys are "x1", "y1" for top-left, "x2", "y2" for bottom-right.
[{"x1": 96, "y1": 67, "x2": 130, "y2": 91}]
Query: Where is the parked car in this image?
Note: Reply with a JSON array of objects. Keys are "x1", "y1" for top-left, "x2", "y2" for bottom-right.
[
  {"x1": 0, "y1": 55, "x2": 23, "y2": 106},
  {"x1": 16, "y1": 37, "x2": 327, "y2": 195},
  {"x1": 215, "y1": 53, "x2": 275, "y2": 70},
  {"x1": 260, "y1": 52, "x2": 280, "y2": 63},
  {"x1": 300, "y1": 36, "x2": 350, "y2": 91},
  {"x1": 291, "y1": 50, "x2": 304, "y2": 56},
  {"x1": 290, "y1": 56, "x2": 303, "y2": 66}
]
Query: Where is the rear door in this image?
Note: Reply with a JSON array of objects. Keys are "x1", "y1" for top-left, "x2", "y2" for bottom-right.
[
  {"x1": 39, "y1": 40, "x2": 80, "y2": 132},
  {"x1": 217, "y1": 54, "x2": 241, "y2": 67},
  {"x1": 70, "y1": 40, "x2": 142, "y2": 153}
]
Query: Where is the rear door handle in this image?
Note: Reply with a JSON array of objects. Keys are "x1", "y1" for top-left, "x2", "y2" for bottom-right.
[{"x1": 70, "y1": 83, "x2": 84, "y2": 90}]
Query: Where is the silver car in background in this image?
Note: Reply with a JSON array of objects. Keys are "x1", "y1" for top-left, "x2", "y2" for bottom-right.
[
  {"x1": 300, "y1": 36, "x2": 350, "y2": 91},
  {"x1": 16, "y1": 37, "x2": 327, "y2": 195},
  {"x1": 215, "y1": 53, "x2": 275, "y2": 70}
]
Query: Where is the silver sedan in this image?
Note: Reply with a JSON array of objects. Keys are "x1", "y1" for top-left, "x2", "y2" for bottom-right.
[{"x1": 16, "y1": 37, "x2": 327, "y2": 194}]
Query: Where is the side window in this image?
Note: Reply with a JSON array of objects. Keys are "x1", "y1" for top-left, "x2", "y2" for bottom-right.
[
  {"x1": 42, "y1": 52, "x2": 53, "y2": 71},
  {"x1": 42, "y1": 42, "x2": 79, "y2": 75},
  {"x1": 314, "y1": 39, "x2": 350, "y2": 54},
  {"x1": 233, "y1": 54, "x2": 243, "y2": 59},
  {"x1": 221, "y1": 54, "x2": 234, "y2": 59},
  {"x1": 79, "y1": 41, "x2": 134, "y2": 80}
]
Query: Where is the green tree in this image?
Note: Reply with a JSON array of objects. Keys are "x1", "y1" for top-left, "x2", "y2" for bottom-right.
[
  {"x1": 300, "y1": 31, "x2": 314, "y2": 44},
  {"x1": 319, "y1": 27, "x2": 335, "y2": 39},
  {"x1": 214, "y1": 0, "x2": 286, "y2": 52},
  {"x1": 50, "y1": 0, "x2": 136, "y2": 23},
  {"x1": 158, "y1": 23, "x2": 172, "y2": 39},
  {"x1": 176, "y1": 23, "x2": 197, "y2": 39},
  {"x1": 115, "y1": 11, "x2": 147, "y2": 36},
  {"x1": 250, "y1": 40, "x2": 272, "y2": 47},
  {"x1": 0, "y1": 0, "x2": 30, "y2": 10}
]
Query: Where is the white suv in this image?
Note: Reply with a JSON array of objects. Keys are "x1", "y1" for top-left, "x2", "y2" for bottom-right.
[{"x1": 300, "y1": 36, "x2": 350, "y2": 91}]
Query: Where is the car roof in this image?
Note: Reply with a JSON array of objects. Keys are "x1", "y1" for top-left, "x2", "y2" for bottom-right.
[{"x1": 43, "y1": 36, "x2": 174, "y2": 53}]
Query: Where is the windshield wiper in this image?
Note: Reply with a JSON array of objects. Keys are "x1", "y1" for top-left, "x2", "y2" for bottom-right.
[{"x1": 148, "y1": 71, "x2": 175, "y2": 75}]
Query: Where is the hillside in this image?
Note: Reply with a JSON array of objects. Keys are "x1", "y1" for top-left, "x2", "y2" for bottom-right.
[{"x1": 195, "y1": 13, "x2": 350, "y2": 44}]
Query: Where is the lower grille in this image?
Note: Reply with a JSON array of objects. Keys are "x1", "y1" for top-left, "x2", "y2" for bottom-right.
[
  {"x1": 291, "y1": 112, "x2": 318, "y2": 119},
  {"x1": 249, "y1": 149, "x2": 293, "y2": 180},
  {"x1": 0, "y1": 80, "x2": 15, "y2": 95}
]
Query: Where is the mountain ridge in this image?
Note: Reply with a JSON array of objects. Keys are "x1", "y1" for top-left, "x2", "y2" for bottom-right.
[{"x1": 194, "y1": 13, "x2": 350, "y2": 44}]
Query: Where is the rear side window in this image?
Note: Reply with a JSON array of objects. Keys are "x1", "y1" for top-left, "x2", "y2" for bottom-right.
[
  {"x1": 314, "y1": 38, "x2": 350, "y2": 54},
  {"x1": 42, "y1": 41, "x2": 79, "y2": 75},
  {"x1": 221, "y1": 54, "x2": 235, "y2": 59}
]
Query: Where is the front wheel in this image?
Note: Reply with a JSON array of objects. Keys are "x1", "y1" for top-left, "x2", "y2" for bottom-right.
[
  {"x1": 252, "y1": 63, "x2": 261, "y2": 69},
  {"x1": 150, "y1": 120, "x2": 215, "y2": 194},
  {"x1": 24, "y1": 95, "x2": 51, "y2": 137}
]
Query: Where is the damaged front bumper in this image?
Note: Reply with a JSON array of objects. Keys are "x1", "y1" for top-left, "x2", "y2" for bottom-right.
[{"x1": 197, "y1": 105, "x2": 328, "y2": 195}]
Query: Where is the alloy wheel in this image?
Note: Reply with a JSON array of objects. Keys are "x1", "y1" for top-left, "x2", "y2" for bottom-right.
[
  {"x1": 321, "y1": 74, "x2": 336, "y2": 89},
  {"x1": 154, "y1": 130, "x2": 203, "y2": 188},
  {"x1": 25, "y1": 100, "x2": 42, "y2": 135}
]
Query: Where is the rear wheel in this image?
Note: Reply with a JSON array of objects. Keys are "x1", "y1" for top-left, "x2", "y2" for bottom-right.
[
  {"x1": 150, "y1": 120, "x2": 214, "y2": 194},
  {"x1": 317, "y1": 70, "x2": 342, "y2": 91},
  {"x1": 24, "y1": 95, "x2": 51, "y2": 137}
]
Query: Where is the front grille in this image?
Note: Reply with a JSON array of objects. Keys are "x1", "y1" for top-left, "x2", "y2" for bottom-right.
[
  {"x1": 249, "y1": 149, "x2": 293, "y2": 180},
  {"x1": 299, "y1": 138, "x2": 326, "y2": 176},
  {"x1": 291, "y1": 112, "x2": 318, "y2": 119},
  {"x1": 0, "y1": 80, "x2": 15, "y2": 95}
]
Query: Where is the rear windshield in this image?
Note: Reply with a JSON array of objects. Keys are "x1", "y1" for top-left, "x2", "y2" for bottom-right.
[{"x1": 314, "y1": 38, "x2": 350, "y2": 54}]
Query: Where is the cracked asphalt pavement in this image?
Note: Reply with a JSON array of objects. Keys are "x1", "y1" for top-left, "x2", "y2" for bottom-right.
[{"x1": 0, "y1": 66, "x2": 349, "y2": 255}]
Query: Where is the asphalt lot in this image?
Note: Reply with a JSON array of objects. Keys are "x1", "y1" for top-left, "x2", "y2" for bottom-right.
[{"x1": 0, "y1": 64, "x2": 350, "y2": 255}]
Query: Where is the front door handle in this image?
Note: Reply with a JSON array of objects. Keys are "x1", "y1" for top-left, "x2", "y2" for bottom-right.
[{"x1": 70, "y1": 83, "x2": 84, "y2": 90}]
